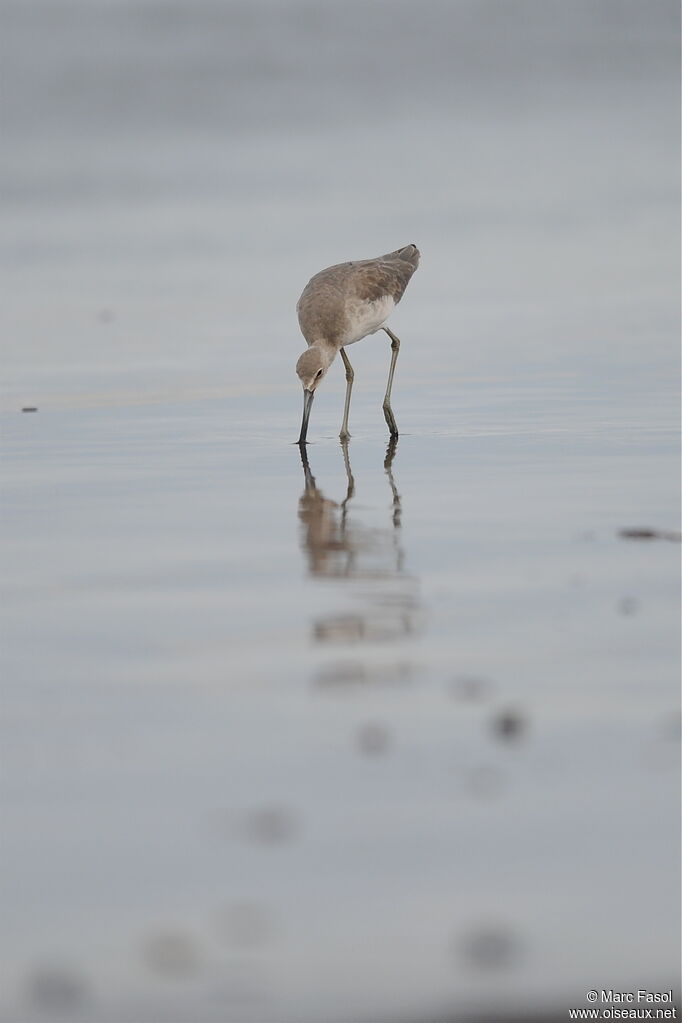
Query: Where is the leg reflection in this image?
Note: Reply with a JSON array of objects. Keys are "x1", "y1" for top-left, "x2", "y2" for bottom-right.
[{"x1": 297, "y1": 439, "x2": 419, "y2": 644}]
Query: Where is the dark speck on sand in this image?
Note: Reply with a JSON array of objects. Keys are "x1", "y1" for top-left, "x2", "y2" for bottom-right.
[
  {"x1": 618, "y1": 527, "x2": 681, "y2": 542},
  {"x1": 491, "y1": 709, "x2": 527, "y2": 742}
]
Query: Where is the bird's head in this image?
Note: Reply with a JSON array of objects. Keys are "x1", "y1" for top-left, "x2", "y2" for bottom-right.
[
  {"x1": 296, "y1": 347, "x2": 329, "y2": 392},
  {"x1": 296, "y1": 346, "x2": 331, "y2": 444}
]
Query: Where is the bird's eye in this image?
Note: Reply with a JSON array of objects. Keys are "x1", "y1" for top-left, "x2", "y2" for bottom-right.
[{"x1": 315, "y1": 369, "x2": 323, "y2": 379}]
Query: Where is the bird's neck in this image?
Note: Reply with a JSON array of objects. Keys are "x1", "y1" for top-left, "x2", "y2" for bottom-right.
[{"x1": 310, "y1": 340, "x2": 338, "y2": 369}]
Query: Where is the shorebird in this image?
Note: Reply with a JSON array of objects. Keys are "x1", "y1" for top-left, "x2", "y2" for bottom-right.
[{"x1": 295, "y1": 243, "x2": 420, "y2": 444}]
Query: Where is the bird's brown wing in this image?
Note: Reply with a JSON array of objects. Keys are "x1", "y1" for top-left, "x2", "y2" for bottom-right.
[
  {"x1": 349, "y1": 258, "x2": 417, "y2": 305},
  {"x1": 351, "y1": 243, "x2": 420, "y2": 304},
  {"x1": 297, "y1": 245, "x2": 420, "y2": 343}
]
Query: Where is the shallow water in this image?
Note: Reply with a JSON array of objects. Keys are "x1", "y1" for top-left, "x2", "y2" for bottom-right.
[{"x1": 1, "y1": 1, "x2": 680, "y2": 1020}]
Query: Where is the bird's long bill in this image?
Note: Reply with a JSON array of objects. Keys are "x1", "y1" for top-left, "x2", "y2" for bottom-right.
[{"x1": 298, "y1": 388, "x2": 315, "y2": 444}]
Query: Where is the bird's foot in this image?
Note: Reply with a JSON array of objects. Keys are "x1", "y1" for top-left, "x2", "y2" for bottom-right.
[{"x1": 382, "y1": 404, "x2": 398, "y2": 438}]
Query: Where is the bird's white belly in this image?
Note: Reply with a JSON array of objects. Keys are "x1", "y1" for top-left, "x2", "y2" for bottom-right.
[{"x1": 342, "y1": 294, "x2": 395, "y2": 346}]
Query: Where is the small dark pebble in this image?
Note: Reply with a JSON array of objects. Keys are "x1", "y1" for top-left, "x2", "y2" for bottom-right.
[
  {"x1": 617, "y1": 596, "x2": 638, "y2": 616},
  {"x1": 26, "y1": 966, "x2": 89, "y2": 1012},
  {"x1": 459, "y1": 926, "x2": 520, "y2": 971},
  {"x1": 491, "y1": 709, "x2": 527, "y2": 742},
  {"x1": 618, "y1": 527, "x2": 681, "y2": 542},
  {"x1": 356, "y1": 721, "x2": 391, "y2": 755},
  {"x1": 21, "y1": 407, "x2": 38, "y2": 413}
]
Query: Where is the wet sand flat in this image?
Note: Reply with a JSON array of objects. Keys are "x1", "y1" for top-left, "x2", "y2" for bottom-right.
[{"x1": 1, "y1": 1, "x2": 679, "y2": 1020}]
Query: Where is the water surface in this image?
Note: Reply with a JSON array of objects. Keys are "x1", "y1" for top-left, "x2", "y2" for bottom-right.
[{"x1": 1, "y1": 1, "x2": 679, "y2": 1020}]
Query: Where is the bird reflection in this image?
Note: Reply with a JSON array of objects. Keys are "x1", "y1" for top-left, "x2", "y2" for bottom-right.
[{"x1": 297, "y1": 439, "x2": 419, "y2": 644}]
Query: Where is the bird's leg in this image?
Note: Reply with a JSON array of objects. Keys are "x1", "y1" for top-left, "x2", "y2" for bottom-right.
[
  {"x1": 382, "y1": 327, "x2": 401, "y2": 437},
  {"x1": 339, "y1": 348, "x2": 354, "y2": 441}
]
